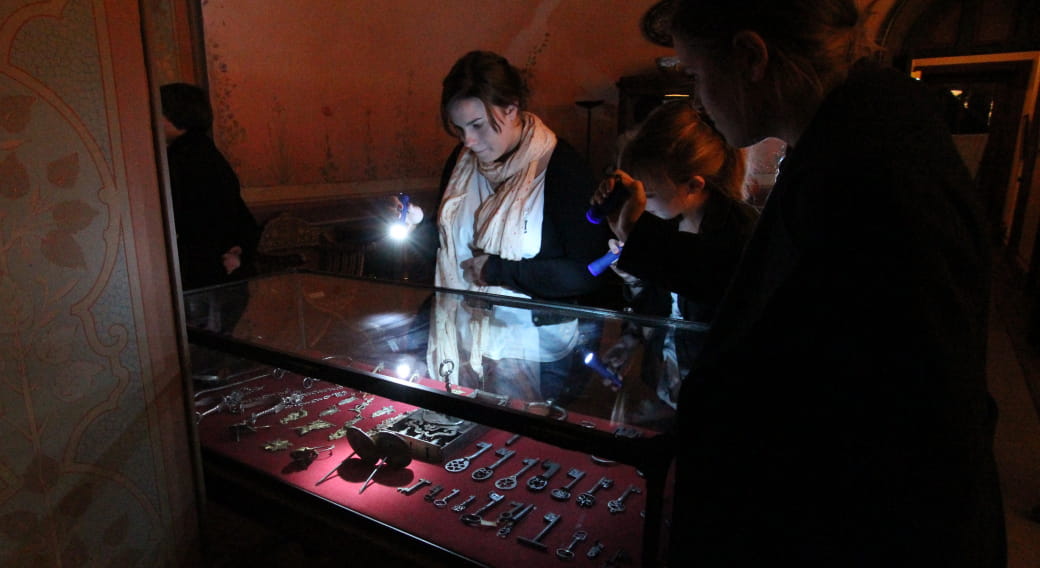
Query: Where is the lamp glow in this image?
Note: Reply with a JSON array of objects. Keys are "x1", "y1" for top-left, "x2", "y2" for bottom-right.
[
  {"x1": 389, "y1": 223, "x2": 409, "y2": 240},
  {"x1": 395, "y1": 362, "x2": 411, "y2": 379}
]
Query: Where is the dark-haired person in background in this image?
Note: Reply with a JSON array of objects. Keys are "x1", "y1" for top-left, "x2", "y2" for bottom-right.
[
  {"x1": 160, "y1": 82, "x2": 260, "y2": 292},
  {"x1": 651, "y1": 0, "x2": 1006, "y2": 565}
]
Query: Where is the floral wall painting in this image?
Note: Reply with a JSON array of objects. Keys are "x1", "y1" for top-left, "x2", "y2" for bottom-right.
[{"x1": 1, "y1": 1, "x2": 196, "y2": 564}]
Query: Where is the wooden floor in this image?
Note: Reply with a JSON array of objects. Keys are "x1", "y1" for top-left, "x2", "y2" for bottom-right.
[{"x1": 199, "y1": 255, "x2": 1040, "y2": 567}]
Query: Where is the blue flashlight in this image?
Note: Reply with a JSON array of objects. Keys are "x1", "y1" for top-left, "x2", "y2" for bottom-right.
[
  {"x1": 581, "y1": 349, "x2": 623, "y2": 389},
  {"x1": 587, "y1": 245, "x2": 622, "y2": 276}
]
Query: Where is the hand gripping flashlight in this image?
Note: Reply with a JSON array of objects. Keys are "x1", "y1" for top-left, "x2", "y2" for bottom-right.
[
  {"x1": 585, "y1": 175, "x2": 629, "y2": 224},
  {"x1": 580, "y1": 349, "x2": 623, "y2": 389},
  {"x1": 587, "y1": 244, "x2": 622, "y2": 276},
  {"x1": 389, "y1": 193, "x2": 410, "y2": 240}
]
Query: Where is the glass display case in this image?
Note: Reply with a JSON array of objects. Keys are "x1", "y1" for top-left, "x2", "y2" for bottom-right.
[{"x1": 186, "y1": 271, "x2": 707, "y2": 566}]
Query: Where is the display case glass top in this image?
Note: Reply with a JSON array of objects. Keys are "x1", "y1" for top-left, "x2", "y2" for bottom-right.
[{"x1": 185, "y1": 271, "x2": 705, "y2": 464}]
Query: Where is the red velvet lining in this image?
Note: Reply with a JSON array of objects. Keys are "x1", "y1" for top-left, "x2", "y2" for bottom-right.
[{"x1": 196, "y1": 371, "x2": 655, "y2": 565}]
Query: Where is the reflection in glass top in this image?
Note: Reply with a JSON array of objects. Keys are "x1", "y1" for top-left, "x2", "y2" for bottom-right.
[{"x1": 184, "y1": 272, "x2": 708, "y2": 433}]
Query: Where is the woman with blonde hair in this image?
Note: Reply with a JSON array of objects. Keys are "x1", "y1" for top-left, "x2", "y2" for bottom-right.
[{"x1": 593, "y1": 100, "x2": 758, "y2": 407}]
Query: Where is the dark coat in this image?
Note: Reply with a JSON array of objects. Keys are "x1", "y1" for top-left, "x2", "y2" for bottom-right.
[
  {"x1": 671, "y1": 61, "x2": 1006, "y2": 566},
  {"x1": 167, "y1": 130, "x2": 260, "y2": 290},
  {"x1": 435, "y1": 139, "x2": 611, "y2": 302},
  {"x1": 619, "y1": 193, "x2": 759, "y2": 323}
]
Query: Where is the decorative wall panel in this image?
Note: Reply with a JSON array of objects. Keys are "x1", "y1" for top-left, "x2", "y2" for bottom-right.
[{"x1": 0, "y1": 1, "x2": 197, "y2": 564}]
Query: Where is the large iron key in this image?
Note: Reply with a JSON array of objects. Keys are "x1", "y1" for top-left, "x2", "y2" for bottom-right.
[
  {"x1": 459, "y1": 492, "x2": 505, "y2": 525},
  {"x1": 396, "y1": 478, "x2": 431, "y2": 496},
  {"x1": 525, "y1": 459, "x2": 561, "y2": 491},
  {"x1": 575, "y1": 476, "x2": 613, "y2": 508},
  {"x1": 555, "y1": 530, "x2": 588, "y2": 560},
  {"x1": 517, "y1": 512, "x2": 561, "y2": 551},
  {"x1": 451, "y1": 494, "x2": 477, "y2": 512},
  {"x1": 471, "y1": 448, "x2": 516, "y2": 481},
  {"x1": 494, "y1": 457, "x2": 539, "y2": 490},
  {"x1": 550, "y1": 468, "x2": 586, "y2": 501},
  {"x1": 444, "y1": 441, "x2": 493, "y2": 473},
  {"x1": 496, "y1": 502, "x2": 536, "y2": 538},
  {"x1": 607, "y1": 484, "x2": 642, "y2": 514}
]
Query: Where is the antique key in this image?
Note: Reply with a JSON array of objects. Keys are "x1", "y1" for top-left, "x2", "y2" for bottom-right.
[
  {"x1": 422, "y1": 484, "x2": 444, "y2": 502},
  {"x1": 460, "y1": 492, "x2": 505, "y2": 525},
  {"x1": 525, "y1": 460, "x2": 561, "y2": 491},
  {"x1": 318, "y1": 405, "x2": 340, "y2": 417},
  {"x1": 451, "y1": 494, "x2": 477, "y2": 512},
  {"x1": 250, "y1": 392, "x2": 304, "y2": 424},
  {"x1": 493, "y1": 457, "x2": 539, "y2": 490},
  {"x1": 279, "y1": 408, "x2": 308, "y2": 424},
  {"x1": 295, "y1": 419, "x2": 334, "y2": 436},
  {"x1": 288, "y1": 444, "x2": 334, "y2": 469},
  {"x1": 550, "y1": 468, "x2": 586, "y2": 501},
  {"x1": 396, "y1": 478, "x2": 431, "y2": 495},
  {"x1": 575, "y1": 476, "x2": 614, "y2": 508},
  {"x1": 433, "y1": 488, "x2": 461, "y2": 508},
  {"x1": 195, "y1": 390, "x2": 244, "y2": 423},
  {"x1": 328, "y1": 414, "x2": 364, "y2": 440},
  {"x1": 517, "y1": 512, "x2": 561, "y2": 551},
  {"x1": 494, "y1": 501, "x2": 527, "y2": 525},
  {"x1": 555, "y1": 529, "x2": 588, "y2": 560},
  {"x1": 607, "y1": 484, "x2": 642, "y2": 514},
  {"x1": 371, "y1": 405, "x2": 395, "y2": 418},
  {"x1": 444, "y1": 442, "x2": 493, "y2": 473},
  {"x1": 471, "y1": 448, "x2": 516, "y2": 481},
  {"x1": 496, "y1": 502, "x2": 536, "y2": 538}
]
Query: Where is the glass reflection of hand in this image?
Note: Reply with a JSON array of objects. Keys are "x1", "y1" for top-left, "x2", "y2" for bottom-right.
[
  {"x1": 601, "y1": 333, "x2": 640, "y2": 389},
  {"x1": 461, "y1": 254, "x2": 490, "y2": 287},
  {"x1": 390, "y1": 194, "x2": 424, "y2": 226},
  {"x1": 222, "y1": 246, "x2": 243, "y2": 274}
]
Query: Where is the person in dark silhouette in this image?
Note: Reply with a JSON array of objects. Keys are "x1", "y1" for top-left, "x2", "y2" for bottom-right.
[
  {"x1": 648, "y1": 0, "x2": 1006, "y2": 565},
  {"x1": 161, "y1": 82, "x2": 259, "y2": 292}
]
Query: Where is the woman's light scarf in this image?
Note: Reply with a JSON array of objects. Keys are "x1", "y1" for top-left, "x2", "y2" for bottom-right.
[{"x1": 429, "y1": 112, "x2": 556, "y2": 383}]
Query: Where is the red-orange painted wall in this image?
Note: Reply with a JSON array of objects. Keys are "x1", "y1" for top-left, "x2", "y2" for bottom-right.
[{"x1": 202, "y1": 1, "x2": 674, "y2": 192}]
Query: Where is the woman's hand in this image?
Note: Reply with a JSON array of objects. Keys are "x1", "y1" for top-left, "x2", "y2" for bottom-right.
[
  {"x1": 605, "y1": 238, "x2": 640, "y2": 287},
  {"x1": 222, "y1": 246, "x2": 243, "y2": 274},
  {"x1": 391, "y1": 194, "x2": 424, "y2": 226},
  {"x1": 591, "y1": 170, "x2": 646, "y2": 241},
  {"x1": 460, "y1": 254, "x2": 490, "y2": 286},
  {"x1": 601, "y1": 333, "x2": 641, "y2": 390}
]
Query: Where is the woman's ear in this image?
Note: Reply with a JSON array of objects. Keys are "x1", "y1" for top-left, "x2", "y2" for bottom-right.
[
  {"x1": 731, "y1": 30, "x2": 769, "y2": 82},
  {"x1": 682, "y1": 176, "x2": 709, "y2": 208},
  {"x1": 684, "y1": 176, "x2": 707, "y2": 195}
]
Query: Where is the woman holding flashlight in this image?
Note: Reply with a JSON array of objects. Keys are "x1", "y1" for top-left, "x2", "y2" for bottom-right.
[
  {"x1": 593, "y1": 99, "x2": 758, "y2": 325},
  {"x1": 592, "y1": 100, "x2": 758, "y2": 407}
]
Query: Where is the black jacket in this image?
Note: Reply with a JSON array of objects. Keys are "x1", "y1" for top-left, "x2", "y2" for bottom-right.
[
  {"x1": 619, "y1": 193, "x2": 758, "y2": 323},
  {"x1": 671, "y1": 61, "x2": 1006, "y2": 566},
  {"x1": 429, "y1": 139, "x2": 610, "y2": 302},
  {"x1": 167, "y1": 130, "x2": 260, "y2": 290}
]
